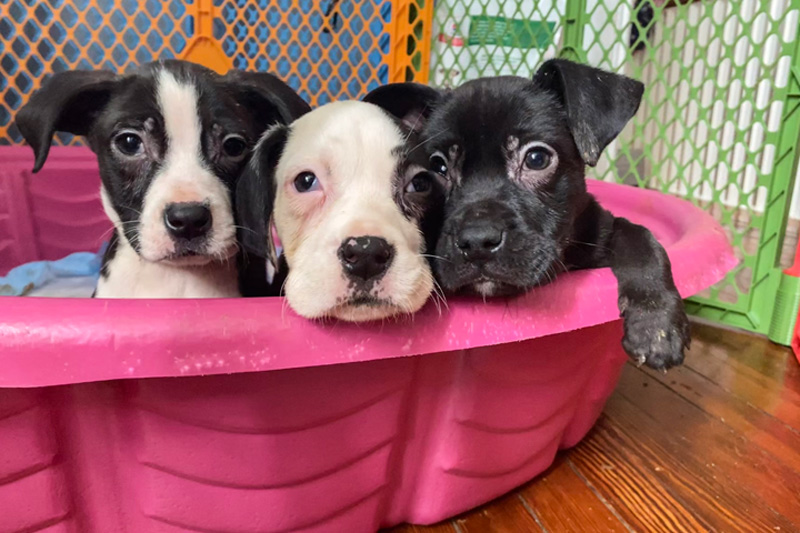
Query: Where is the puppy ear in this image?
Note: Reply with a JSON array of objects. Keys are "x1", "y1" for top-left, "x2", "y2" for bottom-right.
[
  {"x1": 533, "y1": 59, "x2": 644, "y2": 166},
  {"x1": 223, "y1": 70, "x2": 310, "y2": 127},
  {"x1": 16, "y1": 70, "x2": 118, "y2": 172},
  {"x1": 363, "y1": 83, "x2": 442, "y2": 134},
  {"x1": 235, "y1": 123, "x2": 290, "y2": 267}
]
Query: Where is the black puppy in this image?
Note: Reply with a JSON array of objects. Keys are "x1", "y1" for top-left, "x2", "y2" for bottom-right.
[{"x1": 366, "y1": 59, "x2": 689, "y2": 370}]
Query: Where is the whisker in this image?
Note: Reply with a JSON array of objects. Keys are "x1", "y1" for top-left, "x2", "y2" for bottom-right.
[
  {"x1": 420, "y1": 253, "x2": 451, "y2": 263},
  {"x1": 432, "y1": 279, "x2": 449, "y2": 313},
  {"x1": 232, "y1": 225, "x2": 258, "y2": 235},
  {"x1": 400, "y1": 102, "x2": 435, "y2": 146},
  {"x1": 117, "y1": 205, "x2": 144, "y2": 217},
  {"x1": 99, "y1": 220, "x2": 139, "y2": 240},
  {"x1": 98, "y1": 227, "x2": 117, "y2": 241},
  {"x1": 568, "y1": 239, "x2": 608, "y2": 251},
  {"x1": 407, "y1": 128, "x2": 450, "y2": 155},
  {"x1": 279, "y1": 277, "x2": 290, "y2": 325},
  {"x1": 430, "y1": 293, "x2": 443, "y2": 317},
  {"x1": 404, "y1": 299, "x2": 416, "y2": 325}
]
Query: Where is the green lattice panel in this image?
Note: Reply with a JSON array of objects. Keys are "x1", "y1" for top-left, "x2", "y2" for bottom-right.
[{"x1": 429, "y1": 0, "x2": 800, "y2": 334}]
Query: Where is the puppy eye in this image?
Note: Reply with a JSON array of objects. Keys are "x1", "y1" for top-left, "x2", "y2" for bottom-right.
[
  {"x1": 294, "y1": 172, "x2": 320, "y2": 193},
  {"x1": 114, "y1": 132, "x2": 144, "y2": 156},
  {"x1": 429, "y1": 152, "x2": 448, "y2": 176},
  {"x1": 222, "y1": 134, "x2": 248, "y2": 159},
  {"x1": 405, "y1": 172, "x2": 432, "y2": 194},
  {"x1": 524, "y1": 148, "x2": 552, "y2": 170}
]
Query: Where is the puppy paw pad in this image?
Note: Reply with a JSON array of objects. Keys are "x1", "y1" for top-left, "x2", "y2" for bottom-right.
[{"x1": 621, "y1": 302, "x2": 690, "y2": 371}]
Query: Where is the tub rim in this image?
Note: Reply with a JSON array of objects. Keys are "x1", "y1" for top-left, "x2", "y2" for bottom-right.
[{"x1": 0, "y1": 178, "x2": 737, "y2": 388}]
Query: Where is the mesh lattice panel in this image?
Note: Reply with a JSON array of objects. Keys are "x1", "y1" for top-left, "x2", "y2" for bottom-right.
[
  {"x1": 0, "y1": 0, "x2": 406, "y2": 143},
  {"x1": 429, "y1": 0, "x2": 800, "y2": 333},
  {"x1": 0, "y1": 0, "x2": 195, "y2": 145},
  {"x1": 212, "y1": 0, "x2": 392, "y2": 106}
]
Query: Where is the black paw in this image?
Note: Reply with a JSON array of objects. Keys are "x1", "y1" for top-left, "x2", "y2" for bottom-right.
[{"x1": 620, "y1": 295, "x2": 690, "y2": 370}]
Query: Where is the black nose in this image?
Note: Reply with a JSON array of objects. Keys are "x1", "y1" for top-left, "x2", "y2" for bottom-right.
[
  {"x1": 164, "y1": 202, "x2": 212, "y2": 240},
  {"x1": 456, "y1": 221, "x2": 505, "y2": 261},
  {"x1": 339, "y1": 236, "x2": 395, "y2": 282}
]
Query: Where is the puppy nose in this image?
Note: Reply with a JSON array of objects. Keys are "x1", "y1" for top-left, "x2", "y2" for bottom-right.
[
  {"x1": 339, "y1": 236, "x2": 395, "y2": 282},
  {"x1": 164, "y1": 202, "x2": 212, "y2": 240},
  {"x1": 456, "y1": 222, "x2": 504, "y2": 261}
]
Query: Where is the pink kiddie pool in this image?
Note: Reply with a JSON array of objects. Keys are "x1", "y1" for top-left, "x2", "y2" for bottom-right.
[{"x1": 0, "y1": 146, "x2": 735, "y2": 532}]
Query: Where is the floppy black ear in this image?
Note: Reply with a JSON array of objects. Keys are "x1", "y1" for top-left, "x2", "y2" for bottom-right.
[
  {"x1": 533, "y1": 59, "x2": 644, "y2": 166},
  {"x1": 16, "y1": 70, "x2": 118, "y2": 172},
  {"x1": 363, "y1": 82, "x2": 442, "y2": 134},
  {"x1": 235, "y1": 124, "x2": 290, "y2": 267},
  {"x1": 223, "y1": 70, "x2": 310, "y2": 128}
]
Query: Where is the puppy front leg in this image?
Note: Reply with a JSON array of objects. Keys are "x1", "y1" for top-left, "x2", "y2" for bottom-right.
[
  {"x1": 608, "y1": 216, "x2": 690, "y2": 369},
  {"x1": 569, "y1": 199, "x2": 690, "y2": 370}
]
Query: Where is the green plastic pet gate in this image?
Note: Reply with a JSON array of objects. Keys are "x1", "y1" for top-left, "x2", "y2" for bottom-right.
[{"x1": 428, "y1": 0, "x2": 800, "y2": 339}]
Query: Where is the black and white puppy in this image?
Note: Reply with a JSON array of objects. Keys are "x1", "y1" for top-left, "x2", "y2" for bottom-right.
[
  {"x1": 366, "y1": 59, "x2": 690, "y2": 369},
  {"x1": 16, "y1": 60, "x2": 309, "y2": 298},
  {"x1": 236, "y1": 100, "x2": 445, "y2": 320}
]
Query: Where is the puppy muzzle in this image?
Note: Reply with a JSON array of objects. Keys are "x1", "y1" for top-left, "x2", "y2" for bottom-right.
[
  {"x1": 436, "y1": 200, "x2": 537, "y2": 295},
  {"x1": 140, "y1": 201, "x2": 236, "y2": 265},
  {"x1": 444, "y1": 201, "x2": 513, "y2": 260}
]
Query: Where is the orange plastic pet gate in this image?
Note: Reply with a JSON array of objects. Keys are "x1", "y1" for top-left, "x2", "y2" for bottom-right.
[{"x1": 0, "y1": 0, "x2": 433, "y2": 145}]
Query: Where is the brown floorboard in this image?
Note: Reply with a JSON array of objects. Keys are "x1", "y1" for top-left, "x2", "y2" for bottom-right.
[
  {"x1": 453, "y1": 492, "x2": 545, "y2": 533},
  {"x1": 384, "y1": 322, "x2": 800, "y2": 532},
  {"x1": 518, "y1": 456, "x2": 631, "y2": 532},
  {"x1": 389, "y1": 524, "x2": 457, "y2": 533}
]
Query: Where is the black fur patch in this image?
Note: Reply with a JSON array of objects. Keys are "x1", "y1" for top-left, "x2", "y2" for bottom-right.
[{"x1": 99, "y1": 231, "x2": 119, "y2": 280}]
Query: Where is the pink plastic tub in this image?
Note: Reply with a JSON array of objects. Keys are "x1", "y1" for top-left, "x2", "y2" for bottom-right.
[{"x1": 0, "y1": 146, "x2": 735, "y2": 532}]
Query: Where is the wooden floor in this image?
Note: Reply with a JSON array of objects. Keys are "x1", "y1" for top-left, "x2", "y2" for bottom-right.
[{"x1": 386, "y1": 321, "x2": 800, "y2": 533}]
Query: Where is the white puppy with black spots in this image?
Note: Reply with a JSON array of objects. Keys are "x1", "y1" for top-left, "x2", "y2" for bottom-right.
[
  {"x1": 17, "y1": 59, "x2": 309, "y2": 298},
  {"x1": 236, "y1": 98, "x2": 446, "y2": 321}
]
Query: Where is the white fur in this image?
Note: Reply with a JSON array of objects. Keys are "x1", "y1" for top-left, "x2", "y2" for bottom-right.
[
  {"x1": 98, "y1": 187, "x2": 239, "y2": 298},
  {"x1": 95, "y1": 237, "x2": 238, "y2": 298},
  {"x1": 136, "y1": 70, "x2": 235, "y2": 263},
  {"x1": 272, "y1": 101, "x2": 433, "y2": 321}
]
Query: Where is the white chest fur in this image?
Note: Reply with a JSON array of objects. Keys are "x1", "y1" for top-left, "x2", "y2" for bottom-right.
[{"x1": 95, "y1": 239, "x2": 240, "y2": 299}]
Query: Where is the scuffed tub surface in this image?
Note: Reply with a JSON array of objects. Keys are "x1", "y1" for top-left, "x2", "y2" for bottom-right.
[{"x1": 0, "y1": 322, "x2": 629, "y2": 532}]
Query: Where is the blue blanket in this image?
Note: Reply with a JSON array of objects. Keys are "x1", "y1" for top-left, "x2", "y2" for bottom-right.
[{"x1": 0, "y1": 249, "x2": 103, "y2": 297}]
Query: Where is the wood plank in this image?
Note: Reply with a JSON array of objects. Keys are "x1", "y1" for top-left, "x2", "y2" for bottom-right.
[
  {"x1": 520, "y1": 455, "x2": 630, "y2": 533},
  {"x1": 693, "y1": 323, "x2": 800, "y2": 387},
  {"x1": 680, "y1": 328, "x2": 800, "y2": 431},
  {"x1": 454, "y1": 491, "x2": 543, "y2": 533},
  {"x1": 569, "y1": 417, "x2": 716, "y2": 532},
  {"x1": 690, "y1": 322, "x2": 800, "y2": 390},
  {"x1": 573, "y1": 405, "x2": 796, "y2": 532},
  {"x1": 383, "y1": 522, "x2": 457, "y2": 533},
  {"x1": 608, "y1": 365, "x2": 800, "y2": 529},
  {"x1": 686, "y1": 351, "x2": 800, "y2": 431},
  {"x1": 641, "y1": 362, "x2": 800, "y2": 474}
]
